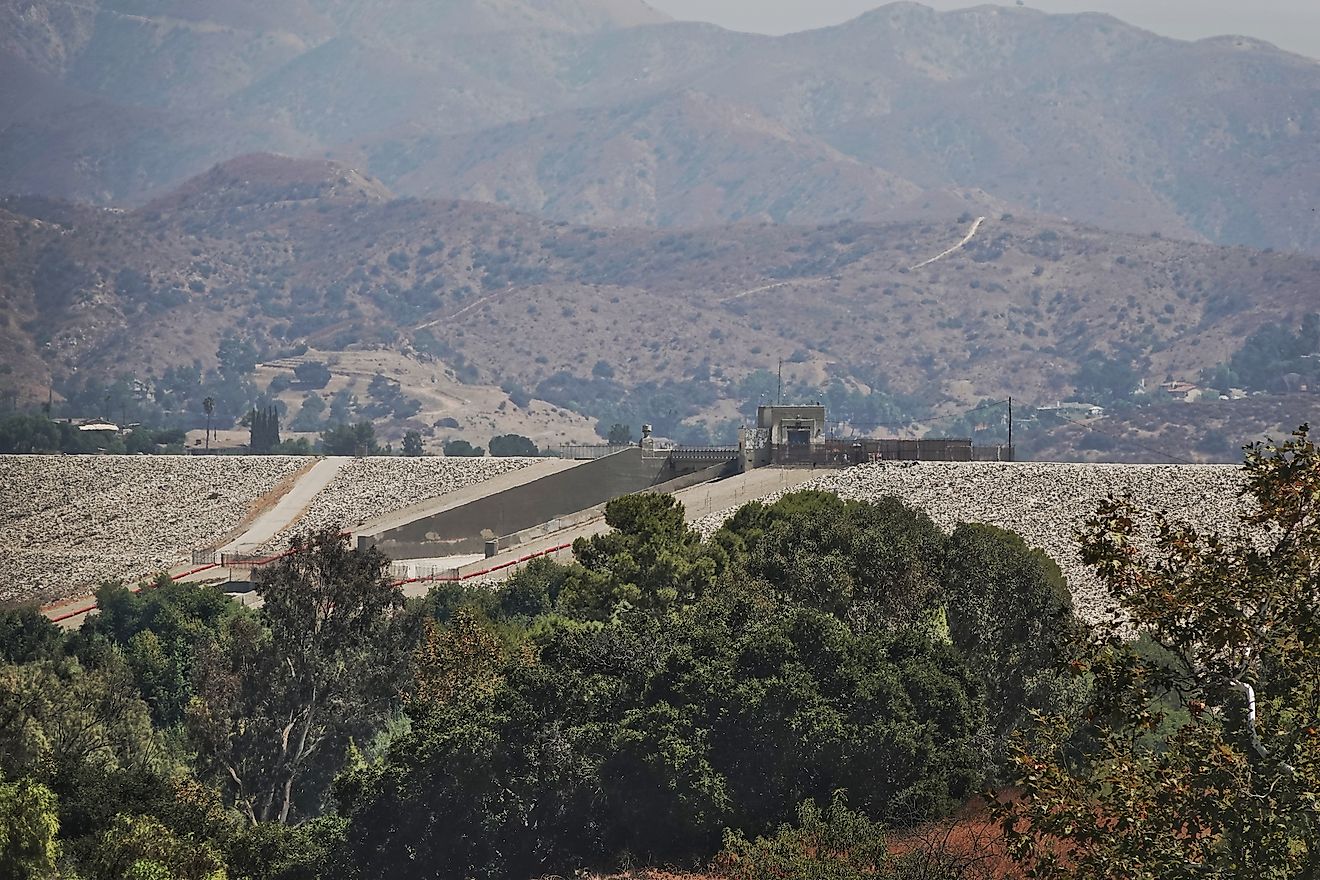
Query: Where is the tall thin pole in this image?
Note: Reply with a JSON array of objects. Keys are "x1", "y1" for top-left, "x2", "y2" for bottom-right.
[
  {"x1": 777, "y1": 358, "x2": 783, "y2": 406},
  {"x1": 1007, "y1": 396, "x2": 1013, "y2": 458}
]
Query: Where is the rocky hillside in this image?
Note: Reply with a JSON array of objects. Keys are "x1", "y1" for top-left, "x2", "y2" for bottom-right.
[
  {"x1": 1, "y1": 1, "x2": 1318, "y2": 253},
  {"x1": 1019, "y1": 394, "x2": 1320, "y2": 464},
  {"x1": 1, "y1": 156, "x2": 1316, "y2": 452}
]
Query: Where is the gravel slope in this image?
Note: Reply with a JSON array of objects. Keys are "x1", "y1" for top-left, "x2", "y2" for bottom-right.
[
  {"x1": 3, "y1": 455, "x2": 538, "y2": 606},
  {"x1": 256, "y1": 456, "x2": 538, "y2": 552},
  {"x1": 693, "y1": 462, "x2": 1251, "y2": 624},
  {"x1": 2, "y1": 455, "x2": 307, "y2": 605}
]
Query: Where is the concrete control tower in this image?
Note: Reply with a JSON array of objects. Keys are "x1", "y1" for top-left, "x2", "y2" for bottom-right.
[{"x1": 756, "y1": 404, "x2": 827, "y2": 464}]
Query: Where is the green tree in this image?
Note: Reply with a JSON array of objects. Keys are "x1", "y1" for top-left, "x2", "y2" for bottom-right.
[
  {"x1": 247, "y1": 406, "x2": 281, "y2": 454},
  {"x1": 442, "y1": 439, "x2": 483, "y2": 457},
  {"x1": 1222, "y1": 312, "x2": 1320, "y2": 391},
  {"x1": 0, "y1": 658, "x2": 165, "y2": 785},
  {"x1": 0, "y1": 607, "x2": 63, "y2": 665},
  {"x1": 320, "y1": 422, "x2": 377, "y2": 456},
  {"x1": 713, "y1": 792, "x2": 892, "y2": 880},
  {"x1": 401, "y1": 431, "x2": 424, "y2": 457},
  {"x1": 0, "y1": 775, "x2": 60, "y2": 880},
  {"x1": 337, "y1": 584, "x2": 983, "y2": 878},
  {"x1": 942, "y1": 524, "x2": 1081, "y2": 761},
  {"x1": 607, "y1": 423, "x2": 632, "y2": 445},
  {"x1": 1070, "y1": 349, "x2": 1143, "y2": 406},
  {"x1": 998, "y1": 426, "x2": 1320, "y2": 877},
  {"x1": 216, "y1": 334, "x2": 258, "y2": 378},
  {"x1": 187, "y1": 529, "x2": 407, "y2": 824},
  {"x1": 293, "y1": 362, "x2": 332, "y2": 390},
  {"x1": 488, "y1": 434, "x2": 537, "y2": 457},
  {"x1": 559, "y1": 493, "x2": 725, "y2": 619},
  {"x1": 737, "y1": 494, "x2": 947, "y2": 632},
  {"x1": 0, "y1": 415, "x2": 63, "y2": 454},
  {"x1": 82, "y1": 577, "x2": 236, "y2": 727},
  {"x1": 289, "y1": 394, "x2": 325, "y2": 432},
  {"x1": 89, "y1": 813, "x2": 227, "y2": 880},
  {"x1": 0, "y1": 655, "x2": 173, "y2": 861}
]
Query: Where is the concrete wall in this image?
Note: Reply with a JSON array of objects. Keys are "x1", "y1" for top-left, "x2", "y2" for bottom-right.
[
  {"x1": 495, "y1": 460, "x2": 735, "y2": 551},
  {"x1": 362, "y1": 448, "x2": 735, "y2": 559}
]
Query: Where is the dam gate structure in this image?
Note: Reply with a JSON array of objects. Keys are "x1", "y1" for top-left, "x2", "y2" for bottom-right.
[{"x1": 744, "y1": 404, "x2": 1015, "y2": 467}]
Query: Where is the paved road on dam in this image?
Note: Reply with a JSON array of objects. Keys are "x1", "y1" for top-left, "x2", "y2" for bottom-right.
[{"x1": 220, "y1": 457, "x2": 350, "y2": 556}]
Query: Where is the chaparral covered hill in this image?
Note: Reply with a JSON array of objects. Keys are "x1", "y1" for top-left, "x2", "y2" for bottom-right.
[
  {"x1": 1, "y1": 155, "x2": 1316, "y2": 452},
  {"x1": 1, "y1": 1, "x2": 1318, "y2": 253}
]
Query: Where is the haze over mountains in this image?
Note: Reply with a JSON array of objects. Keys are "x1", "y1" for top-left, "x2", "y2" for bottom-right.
[
  {"x1": 3, "y1": 0, "x2": 1319, "y2": 253},
  {"x1": 3, "y1": 153, "x2": 1317, "y2": 456},
  {"x1": 2, "y1": 0, "x2": 1318, "y2": 460}
]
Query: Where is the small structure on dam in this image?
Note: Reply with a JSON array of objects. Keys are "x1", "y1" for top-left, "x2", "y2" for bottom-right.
[{"x1": 745, "y1": 403, "x2": 1015, "y2": 467}]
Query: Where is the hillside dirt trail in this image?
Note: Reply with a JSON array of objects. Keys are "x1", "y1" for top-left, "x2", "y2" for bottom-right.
[{"x1": 909, "y1": 216, "x2": 986, "y2": 270}]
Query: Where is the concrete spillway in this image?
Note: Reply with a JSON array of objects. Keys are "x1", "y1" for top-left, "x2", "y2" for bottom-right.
[{"x1": 358, "y1": 447, "x2": 739, "y2": 560}]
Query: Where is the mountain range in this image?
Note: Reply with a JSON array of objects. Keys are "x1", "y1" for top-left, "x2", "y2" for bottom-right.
[
  {"x1": 2, "y1": 0, "x2": 1318, "y2": 253},
  {"x1": 2, "y1": 154, "x2": 1316, "y2": 457}
]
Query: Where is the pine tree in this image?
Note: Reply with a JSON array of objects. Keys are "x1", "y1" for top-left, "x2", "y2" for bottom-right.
[{"x1": 248, "y1": 406, "x2": 281, "y2": 454}]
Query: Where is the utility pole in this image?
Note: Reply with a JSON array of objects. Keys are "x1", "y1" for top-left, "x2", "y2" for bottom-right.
[
  {"x1": 1007, "y1": 396, "x2": 1014, "y2": 460},
  {"x1": 777, "y1": 357, "x2": 783, "y2": 406}
]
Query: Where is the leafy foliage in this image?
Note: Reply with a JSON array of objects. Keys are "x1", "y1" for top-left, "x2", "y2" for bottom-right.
[
  {"x1": 89, "y1": 812, "x2": 227, "y2": 880},
  {"x1": 0, "y1": 607, "x2": 64, "y2": 665},
  {"x1": 336, "y1": 585, "x2": 984, "y2": 878},
  {"x1": 1070, "y1": 349, "x2": 1144, "y2": 406},
  {"x1": 735, "y1": 494, "x2": 947, "y2": 632},
  {"x1": 293, "y1": 362, "x2": 332, "y2": 390},
  {"x1": 188, "y1": 529, "x2": 408, "y2": 825},
  {"x1": 319, "y1": 422, "x2": 378, "y2": 456},
  {"x1": 714, "y1": 792, "x2": 894, "y2": 880},
  {"x1": 488, "y1": 433, "x2": 537, "y2": 457},
  {"x1": 82, "y1": 577, "x2": 236, "y2": 727},
  {"x1": 943, "y1": 524, "x2": 1080, "y2": 761},
  {"x1": 0, "y1": 414, "x2": 108, "y2": 454},
  {"x1": 996, "y1": 426, "x2": 1320, "y2": 877},
  {"x1": 442, "y1": 438, "x2": 484, "y2": 457},
  {"x1": 1210, "y1": 312, "x2": 1320, "y2": 392},
  {"x1": 558, "y1": 493, "x2": 727, "y2": 619},
  {"x1": 0, "y1": 775, "x2": 60, "y2": 880},
  {"x1": 401, "y1": 430, "x2": 424, "y2": 456}
]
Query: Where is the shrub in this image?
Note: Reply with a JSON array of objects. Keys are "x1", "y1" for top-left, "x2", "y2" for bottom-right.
[
  {"x1": 293, "y1": 361, "x2": 332, "y2": 390},
  {"x1": 488, "y1": 434, "x2": 537, "y2": 457}
]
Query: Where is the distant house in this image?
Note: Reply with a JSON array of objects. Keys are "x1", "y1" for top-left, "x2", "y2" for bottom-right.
[
  {"x1": 1160, "y1": 381, "x2": 1202, "y2": 401},
  {"x1": 1038, "y1": 401, "x2": 1105, "y2": 419},
  {"x1": 77, "y1": 421, "x2": 122, "y2": 434}
]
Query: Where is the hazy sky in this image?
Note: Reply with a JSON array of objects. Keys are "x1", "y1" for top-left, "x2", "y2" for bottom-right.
[{"x1": 647, "y1": 1, "x2": 1320, "y2": 60}]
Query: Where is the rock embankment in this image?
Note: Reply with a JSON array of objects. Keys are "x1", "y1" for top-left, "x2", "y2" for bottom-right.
[
  {"x1": 693, "y1": 462, "x2": 1251, "y2": 624},
  {"x1": 2, "y1": 455, "x2": 307, "y2": 605},
  {"x1": 258, "y1": 456, "x2": 537, "y2": 551},
  {"x1": 3, "y1": 455, "x2": 539, "y2": 606}
]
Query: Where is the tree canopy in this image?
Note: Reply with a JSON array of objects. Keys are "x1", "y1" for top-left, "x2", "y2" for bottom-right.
[{"x1": 997, "y1": 425, "x2": 1320, "y2": 877}]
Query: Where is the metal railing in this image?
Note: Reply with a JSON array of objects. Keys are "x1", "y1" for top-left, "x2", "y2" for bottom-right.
[{"x1": 543, "y1": 444, "x2": 635, "y2": 460}]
